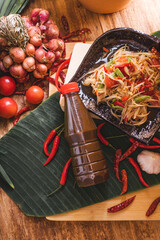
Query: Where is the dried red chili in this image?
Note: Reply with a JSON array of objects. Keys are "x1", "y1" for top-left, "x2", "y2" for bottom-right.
[
  {"x1": 113, "y1": 149, "x2": 122, "y2": 182},
  {"x1": 128, "y1": 157, "x2": 149, "y2": 187},
  {"x1": 120, "y1": 169, "x2": 128, "y2": 195},
  {"x1": 61, "y1": 15, "x2": 70, "y2": 34},
  {"x1": 146, "y1": 197, "x2": 160, "y2": 217},
  {"x1": 13, "y1": 106, "x2": 30, "y2": 125},
  {"x1": 152, "y1": 137, "x2": 160, "y2": 145},
  {"x1": 129, "y1": 137, "x2": 160, "y2": 149},
  {"x1": 43, "y1": 123, "x2": 64, "y2": 156},
  {"x1": 47, "y1": 158, "x2": 72, "y2": 197},
  {"x1": 107, "y1": 195, "x2": 136, "y2": 213},
  {"x1": 14, "y1": 91, "x2": 25, "y2": 95},
  {"x1": 46, "y1": 76, "x2": 63, "y2": 88},
  {"x1": 120, "y1": 140, "x2": 140, "y2": 162},
  {"x1": 43, "y1": 128, "x2": 64, "y2": 166},
  {"x1": 59, "y1": 70, "x2": 66, "y2": 83},
  {"x1": 62, "y1": 28, "x2": 91, "y2": 40}
]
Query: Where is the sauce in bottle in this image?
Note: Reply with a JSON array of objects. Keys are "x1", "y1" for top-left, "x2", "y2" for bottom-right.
[{"x1": 61, "y1": 82, "x2": 109, "y2": 187}]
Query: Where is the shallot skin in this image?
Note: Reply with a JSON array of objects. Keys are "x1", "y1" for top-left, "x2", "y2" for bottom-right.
[
  {"x1": 23, "y1": 57, "x2": 35, "y2": 72},
  {"x1": 3, "y1": 55, "x2": 13, "y2": 69},
  {"x1": 9, "y1": 47, "x2": 25, "y2": 63},
  {"x1": 10, "y1": 64, "x2": 27, "y2": 79},
  {"x1": 25, "y1": 43, "x2": 35, "y2": 57},
  {"x1": 137, "y1": 150, "x2": 160, "y2": 174}
]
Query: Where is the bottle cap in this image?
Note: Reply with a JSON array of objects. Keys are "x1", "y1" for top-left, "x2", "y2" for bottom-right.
[{"x1": 61, "y1": 82, "x2": 79, "y2": 95}]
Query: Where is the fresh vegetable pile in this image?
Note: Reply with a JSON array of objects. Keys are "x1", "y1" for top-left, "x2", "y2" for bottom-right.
[{"x1": 0, "y1": 9, "x2": 64, "y2": 81}]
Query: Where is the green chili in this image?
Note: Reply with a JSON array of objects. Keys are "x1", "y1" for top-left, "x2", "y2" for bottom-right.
[
  {"x1": 134, "y1": 95, "x2": 150, "y2": 103},
  {"x1": 110, "y1": 103, "x2": 124, "y2": 110}
]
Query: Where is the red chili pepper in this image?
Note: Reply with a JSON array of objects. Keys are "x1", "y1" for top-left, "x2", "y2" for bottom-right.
[
  {"x1": 47, "y1": 158, "x2": 72, "y2": 197},
  {"x1": 43, "y1": 129, "x2": 57, "y2": 156},
  {"x1": 129, "y1": 137, "x2": 160, "y2": 149},
  {"x1": 120, "y1": 141, "x2": 140, "y2": 162},
  {"x1": 113, "y1": 149, "x2": 122, "y2": 182},
  {"x1": 97, "y1": 122, "x2": 109, "y2": 146},
  {"x1": 128, "y1": 157, "x2": 149, "y2": 187},
  {"x1": 152, "y1": 137, "x2": 160, "y2": 145},
  {"x1": 43, "y1": 135, "x2": 60, "y2": 166},
  {"x1": 107, "y1": 195, "x2": 136, "y2": 213},
  {"x1": 113, "y1": 100, "x2": 125, "y2": 108},
  {"x1": 13, "y1": 106, "x2": 30, "y2": 125},
  {"x1": 43, "y1": 124, "x2": 64, "y2": 156},
  {"x1": 146, "y1": 197, "x2": 160, "y2": 217},
  {"x1": 55, "y1": 57, "x2": 71, "y2": 92},
  {"x1": 120, "y1": 169, "x2": 128, "y2": 195},
  {"x1": 103, "y1": 47, "x2": 109, "y2": 52}
]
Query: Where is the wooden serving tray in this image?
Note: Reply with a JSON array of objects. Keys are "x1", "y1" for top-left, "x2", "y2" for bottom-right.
[{"x1": 47, "y1": 42, "x2": 160, "y2": 221}]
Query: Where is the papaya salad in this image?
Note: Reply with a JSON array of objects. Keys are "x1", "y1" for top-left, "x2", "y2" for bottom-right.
[{"x1": 83, "y1": 46, "x2": 160, "y2": 126}]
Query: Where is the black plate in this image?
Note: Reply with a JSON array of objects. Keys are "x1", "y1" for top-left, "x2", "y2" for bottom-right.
[{"x1": 70, "y1": 28, "x2": 160, "y2": 144}]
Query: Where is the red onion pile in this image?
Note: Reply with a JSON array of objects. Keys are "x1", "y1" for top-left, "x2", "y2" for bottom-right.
[{"x1": 0, "y1": 8, "x2": 64, "y2": 83}]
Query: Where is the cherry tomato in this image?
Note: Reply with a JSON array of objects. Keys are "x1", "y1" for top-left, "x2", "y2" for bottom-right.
[
  {"x1": 0, "y1": 76, "x2": 16, "y2": 96},
  {"x1": 0, "y1": 97, "x2": 18, "y2": 119},
  {"x1": 26, "y1": 86, "x2": 44, "y2": 104}
]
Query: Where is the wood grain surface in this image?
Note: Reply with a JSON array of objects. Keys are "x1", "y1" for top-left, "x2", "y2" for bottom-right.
[{"x1": 1, "y1": 0, "x2": 160, "y2": 239}]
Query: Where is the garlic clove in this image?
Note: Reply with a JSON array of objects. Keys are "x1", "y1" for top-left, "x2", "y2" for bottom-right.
[{"x1": 137, "y1": 150, "x2": 160, "y2": 175}]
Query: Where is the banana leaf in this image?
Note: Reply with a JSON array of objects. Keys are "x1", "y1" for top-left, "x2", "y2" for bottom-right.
[{"x1": 0, "y1": 92, "x2": 160, "y2": 217}]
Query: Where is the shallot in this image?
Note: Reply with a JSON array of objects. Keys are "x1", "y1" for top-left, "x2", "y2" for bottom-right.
[
  {"x1": 35, "y1": 47, "x2": 46, "y2": 63},
  {"x1": 30, "y1": 8, "x2": 41, "y2": 24},
  {"x1": 33, "y1": 69, "x2": 44, "y2": 79},
  {"x1": 44, "y1": 19, "x2": 54, "y2": 28},
  {"x1": 3, "y1": 55, "x2": 13, "y2": 69},
  {"x1": 0, "y1": 61, "x2": 8, "y2": 72},
  {"x1": 45, "y1": 51, "x2": 55, "y2": 63},
  {"x1": 22, "y1": 16, "x2": 33, "y2": 28},
  {"x1": 45, "y1": 39, "x2": 59, "y2": 51},
  {"x1": 36, "y1": 63, "x2": 48, "y2": 75},
  {"x1": 27, "y1": 26, "x2": 41, "y2": 38},
  {"x1": 45, "y1": 23, "x2": 59, "y2": 40},
  {"x1": 30, "y1": 35, "x2": 42, "y2": 47},
  {"x1": 0, "y1": 37, "x2": 8, "y2": 48},
  {"x1": 25, "y1": 43, "x2": 35, "y2": 56},
  {"x1": 39, "y1": 9, "x2": 49, "y2": 24},
  {"x1": 9, "y1": 47, "x2": 25, "y2": 63},
  {"x1": 0, "y1": 51, "x2": 7, "y2": 60},
  {"x1": 10, "y1": 64, "x2": 27, "y2": 79},
  {"x1": 137, "y1": 150, "x2": 160, "y2": 174},
  {"x1": 23, "y1": 57, "x2": 35, "y2": 72}
]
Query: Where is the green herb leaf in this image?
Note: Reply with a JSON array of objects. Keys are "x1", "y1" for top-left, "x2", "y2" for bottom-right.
[
  {"x1": 114, "y1": 68, "x2": 124, "y2": 78},
  {"x1": 152, "y1": 31, "x2": 160, "y2": 38},
  {"x1": 106, "y1": 59, "x2": 115, "y2": 70},
  {"x1": 98, "y1": 83, "x2": 104, "y2": 89}
]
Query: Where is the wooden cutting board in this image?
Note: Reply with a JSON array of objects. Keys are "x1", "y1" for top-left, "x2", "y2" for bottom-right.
[{"x1": 47, "y1": 42, "x2": 160, "y2": 221}]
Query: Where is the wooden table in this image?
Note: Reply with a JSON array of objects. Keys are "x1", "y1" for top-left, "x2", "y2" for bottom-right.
[{"x1": 1, "y1": 0, "x2": 160, "y2": 239}]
